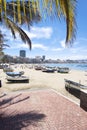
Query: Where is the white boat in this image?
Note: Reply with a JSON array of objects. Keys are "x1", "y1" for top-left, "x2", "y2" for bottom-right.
[
  {"x1": 65, "y1": 79, "x2": 87, "y2": 99},
  {"x1": 42, "y1": 67, "x2": 55, "y2": 73},
  {"x1": 6, "y1": 71, "x2": 29, "y2": 83},
  {"x1": 6, "y1": 76, "x2": 29, "y2": 83},
  {"x1": 65, "y1": 79, "x2": 87, "y2": 89},
  {"x1": 35, "y1": 66, "x2": 42, "y2": 70},
  {"x1": 57, "y1": 67, "x2": 70, "y2": 73}
]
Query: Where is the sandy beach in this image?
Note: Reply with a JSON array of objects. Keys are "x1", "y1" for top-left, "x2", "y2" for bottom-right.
[{"x1": 0, "y1": 64, "x2": 87, "y2": 103}]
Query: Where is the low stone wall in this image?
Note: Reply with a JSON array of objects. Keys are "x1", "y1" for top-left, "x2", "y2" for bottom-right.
[{"x1": 80, "y1": 91, "x2": 87, "y2": 112}]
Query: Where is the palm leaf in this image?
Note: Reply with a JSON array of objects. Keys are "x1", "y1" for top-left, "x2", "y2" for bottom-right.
[
  {"x1": 41, "y1": 0, "x2": 77, "y2": 45},
  {"x1": 5, "y1": 17, "x2": 31, "y2": 49},
  {"x1": 59, "y1": 0, "x2": 76, "y2": 44},
  {"x1": 0, "y1": 0, "x2": 77, "y2": 48}
]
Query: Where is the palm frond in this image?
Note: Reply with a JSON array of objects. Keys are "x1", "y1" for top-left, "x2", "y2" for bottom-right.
[
  {"x1": 41, "y1": 0, "x2": 77, "y2": 45},
  {"x1": 59, "y1": 0, "x2": 77, "y2": 44},
  {"x1": 0, "y1": 0, "x2": 40, "y2": 48},
  {"x1": 0, "y1": 0, "x2": 77, "y2": 47},
  {"x1": 5, "y1": 17, "x2": 31, "y2": 49}
]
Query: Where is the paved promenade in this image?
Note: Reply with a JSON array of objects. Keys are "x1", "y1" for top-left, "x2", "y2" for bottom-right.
[{"x1": 0, "y1": 89, "x2": 87, "y2": 130}]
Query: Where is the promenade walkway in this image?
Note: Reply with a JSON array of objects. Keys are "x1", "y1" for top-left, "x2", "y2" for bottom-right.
[{"x1": 0, "y1": 89, "x2": 87, "y2": 130}]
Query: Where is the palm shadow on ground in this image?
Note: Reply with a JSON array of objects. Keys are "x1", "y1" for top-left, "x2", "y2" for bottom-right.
[
  {"x1": 0, "y1": 94, "x2": 46, "y2": 130},
  {"x1": 0, "y1": 111, "x2": 46, "y2": 130},
  {"x1": 0, "y1": 93, "x2": 30, "y2": 109}
]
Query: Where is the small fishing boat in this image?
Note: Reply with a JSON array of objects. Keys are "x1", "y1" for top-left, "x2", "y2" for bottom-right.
[
  {"x1": 35, "y1": 66, "x2": 42, "y2": 70},
  {"x1": 65, "y1": 79, "x2": 87, "y2": 99},
  {"x1": 65, "y1": 79, "x2": 87, "y2": 89},
  {"x1": 42, "y1": 67, "x2": 55, "y2": 73},
  {"x1": 57, "y1": 67, "x2": 70, "y2": 73},
  {"x1": 6, "y1": 76, "x2": 29, "y2": 83}
]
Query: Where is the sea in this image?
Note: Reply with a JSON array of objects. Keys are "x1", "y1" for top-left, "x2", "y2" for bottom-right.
[{"x1": 43, "y1": 63, "x2": 87, "y2": 71}]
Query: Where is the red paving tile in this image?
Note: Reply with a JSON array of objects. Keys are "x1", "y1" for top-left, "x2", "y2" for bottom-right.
[{"x1": 0, "y1": 89, "x2": 87, "y2": 130}]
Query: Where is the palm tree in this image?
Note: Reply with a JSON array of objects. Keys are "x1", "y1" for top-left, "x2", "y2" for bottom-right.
[
  {"x1": 0, "y1": 0, "x2": 77, "y2": 49},
  {"x1": 0, "y1": 31, "x2": 9, "y2": 58},
  {"x1": 0, "y1": 0, "x2": 41, "y2": 49}
]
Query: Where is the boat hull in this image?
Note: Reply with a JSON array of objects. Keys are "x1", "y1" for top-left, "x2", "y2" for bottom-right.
[
  {"x1": 57, "y1": 67, "x2": 69, "y2": 73},
  {"x1": 6, "y1": 76, "x2": 29, "y2": 83}
]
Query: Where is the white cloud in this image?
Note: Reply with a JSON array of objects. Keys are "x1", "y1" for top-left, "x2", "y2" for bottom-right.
[
  {"x1": 17, "y1": 44, "x2": 29, "y2": 48},
  {"x1": 74, "y1": 41, "x2": 79, "y2": 45},
  {"x1": 60, "y1": 39, "x2": 66, "y2": 48},
  {"x1": 25, "y1": 27, "x2": 53, "y2": 39},
  {"x1": 52, "y1": 48, "x2": 64, "y2": 51},
  {"x1": 70, "y1": 48, "x2": 80, "y2": 54},
  {"x1": 68, "y1": 55, "x2": 87, "y2": 60},
  {"x1": 32, "y1": 43, "x2": 48, "y2": 50},
  {"x1": 60, "y1": 39, "x2": 79, "y2": 48},
  {"x1": 8, "y1": 42, "x2": 48, "y2": 51},
  {"x1": 70, "y1": 46, "x2": 87, "y2": 54},
  {"x1": 6, "y1": 42, "x2": 28, "y2": 49},
  {"x1": 1, "y1": 25, "x2": 53, "y2": 49}
]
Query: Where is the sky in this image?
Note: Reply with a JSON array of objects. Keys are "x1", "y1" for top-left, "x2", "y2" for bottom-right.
[{"x1": 2, "y1": 0, "x2": 87, "y2": 60}]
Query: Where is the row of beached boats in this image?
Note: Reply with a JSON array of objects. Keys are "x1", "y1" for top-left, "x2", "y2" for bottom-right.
[
  {"x1": 34, "y1": 65, "x2": 87, "y2": 94},
  {"x1": 34, "y1": 65, "x2": 70, "y2": 73},
  {"x1": 0, "y1": 63, "x2": 70, "y2": 84},
  {"x1": 0, "y1": 63, "x2": 70, "y2": 73},
  {"x1": 0, "y1": 63, "x2": 87, "y2": 97}
]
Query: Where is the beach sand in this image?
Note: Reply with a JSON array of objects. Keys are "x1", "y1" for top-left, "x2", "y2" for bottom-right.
[{"x1": 0, "y1": 64, "x2": 87, "y2": 104}]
